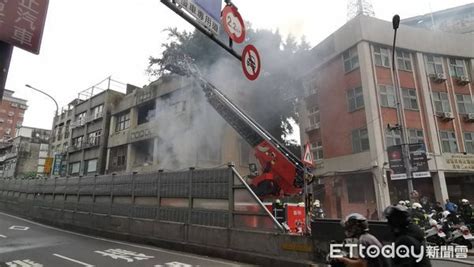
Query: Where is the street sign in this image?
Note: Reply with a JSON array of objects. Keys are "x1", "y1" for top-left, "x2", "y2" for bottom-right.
[
  {"x1": 387, "y1": 145, "x2": 407, "y2": 180},
  {"x1": 52, "y1": 153, "x2": 62, "y2": 176},
  {"x1": 176, "y1": 0, "x2": 221, "y2": 35},
  {"x1": 0, "y1": 0, "x2": 49, "y2": 54},
  {"x1": 409, "y1": 143, "x2": 430, "y2": 178},
  {"x1": 302, "y1": 143, "x2": 314, "y2": 166},
  {"x1": 241, "y1": 44, "x2": 261, "y2": 81},
  {"x1": 221, "y1": 5, "x2": 245, "y2": 43}
]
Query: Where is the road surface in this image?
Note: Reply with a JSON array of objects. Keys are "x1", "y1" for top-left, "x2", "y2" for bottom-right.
[{"x1": 0, "y1": 212, "x2": 251, "y2": 267}]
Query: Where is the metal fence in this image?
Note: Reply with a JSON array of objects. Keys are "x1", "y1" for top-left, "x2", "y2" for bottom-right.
[{"x1": 0, "y1": 166, "x2": 281, "y2": 231}]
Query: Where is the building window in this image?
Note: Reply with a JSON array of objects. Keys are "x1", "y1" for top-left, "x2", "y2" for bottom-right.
[
  {"x1": 110, "y1": 145, "x2": 127, "y2": 171},
  {"x1": 464, "y1": 133, "x2": 474, "y2": 154},
  {"x1": 449, "y1": 58, "x2": 466, "y2": 77},
  {"x1": 69, "y1": 162, "x2": 80, "y2": 175},
  {"x1": 311, "y1": 141, "x2": 323, "y2": 160},
  {"x1": 440, "y1": 131, "x2": 458, "y2": 153},
  {"x1": 432, "y1": 92, "x2": 451, "y2": 113},
  {"x1": 426, "y1": 55, "x2": 444, "y2": 75},
  {"x1": 343, "y1": 46, "x2": 359, "y2": 72},
  {"x1": 137, "y1": 101, "x2": 156, "y2": 125},
  {"x1": 91, "y1": 104, "x2": 104, "y2": 119},
  {"x1": 307, "y1": 106, "x2": 320, "y2": 127},
  {"x1": 346, "y1": 176, "x2": 365, "y2": 203},
  {"x1": 402, "y1": 88, "x2": 419, "y2": 110},
  {"x1": 386, "y1": 129, "x2": 402, "y2": 147},
  {"x1": 352, "y1": 128, "x2": 369, "y2": 153},
  {"x1": 347, "y1": 87, "x2": 364, "y2": 112},
  {"x1": 72, "y1": 136, "x2": 83, "y2": 149},
  {"x1": 396, "y1": 50, "x2": 412, "y2": 71},
  {"x1": 456, "y1": 94, "x2": 474, "y2": 114},
  {"x1": 64, "y1": 121, "x2": 70, "y2": 138},
  {"x1": 116, "y1": 112, "x2": 130, "y2": 132},
  {"x1": 87, "y1": 130, "x2": 101, "y2": 146},
  {"x1": 408, "y1": 129, "x2": 424, "y2": 144},
  {"x1": 84, "y1": 159, "x2": 98, "y2": 174},
  {"x1": 374, "y1": 46, "x2": 390, "y2": 67},
  {"x1": 379, "y1": 85, "x2": 396, "y2": 108}
]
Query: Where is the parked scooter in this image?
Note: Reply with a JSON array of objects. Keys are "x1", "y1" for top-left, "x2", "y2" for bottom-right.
[
  {"x1": 425, "y1": 217, "x2": 447, "y2": 245},
  {"x1": 448, "y1": 225, "x2": 474, "y2": 249}
]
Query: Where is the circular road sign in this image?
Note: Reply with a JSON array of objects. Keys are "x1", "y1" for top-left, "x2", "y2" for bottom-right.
[
  {"x1": 241, "y1": 44, "x2": 261, "y2": 81},
  {"x1": 221, "y1": 5, "x2": 245, "y2": 43}
]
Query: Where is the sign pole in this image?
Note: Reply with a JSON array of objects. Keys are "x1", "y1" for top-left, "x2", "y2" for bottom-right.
[{"x1": 0, "y1": 41, "x2": 13, "y2": 100}]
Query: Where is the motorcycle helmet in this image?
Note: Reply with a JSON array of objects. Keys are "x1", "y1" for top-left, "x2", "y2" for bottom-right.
[
  {"x1": 461, "y1": 199, "x2": 469, "y2": 205},
  {"x1": 412, "y1": 202, "x2": 422, "y2": 210},
  {"x1": 442, "y1": 210, "x2": 450, "y2": 218},
  {"x1": 341, "y1": 213, "x2": 369, "y2": 238},
  {"x1": 405, "y1": 200, "x2": 411, "y2": 207},
  {"x1": 384, "y1": 205, "x2": 411, "y2": 229},
  {"x1": 398, "y1": 200, "x2": 406, "y2": 206},
  {"x1": 313, "y1": 200, "x2": 321, "y2": 208}
]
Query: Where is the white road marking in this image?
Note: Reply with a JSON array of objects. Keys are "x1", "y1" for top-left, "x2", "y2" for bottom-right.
[
  {"x1": 9, "y1": 225, "x2": 29, "y2": 231},
  {"x1": 53, "y1": 254, "x2": 95, "y2": 267},
  {"x1": 0, "y1": 212, "x2": 242, "y2": 266},
  {"x1": 0, "y1": 234, "x2": 7, "y2": 238},
  {"x1": 6, "y1": 259, "x2": 43, "y2": 267}
]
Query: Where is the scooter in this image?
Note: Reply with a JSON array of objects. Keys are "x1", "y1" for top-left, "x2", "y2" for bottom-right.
[
  {"x1": 448, "y1": 225, "x2": 474, "y2": 249},
  {"x1": 425, "y1": 218, "x2": 446, "y2": 245}
]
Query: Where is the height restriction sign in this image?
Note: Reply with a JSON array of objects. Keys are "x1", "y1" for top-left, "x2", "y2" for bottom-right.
[
  {"x1": 221, "y1": 5, "x2": 245, "y2": 43},
  {"x1": 241, "y1": 44, "x2": 261, "y2": 81}
]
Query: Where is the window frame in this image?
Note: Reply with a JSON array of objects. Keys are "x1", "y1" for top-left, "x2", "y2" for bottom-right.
[
  {"x1": 311, "y1": 141, "x2": 324, "y2": 160},
  {"x1": 449, "y1": 58, "x2": 466, "y2": 77},
  {"x1": 343, "y1": 46, "x2": 359, "y2": 73},
  {"x1": 352, "y1": 128, "x2": 370, "y2": 153},
  {"x1": 373, "y1": 46, "x2": 390, "y2": 68},
  {"x1": 464, "y1": 133, "x2": 474, "y2": 154},
  {"x1": 379, "y1": 85, "x2": 396, "y2": 108},
  {"x1": 432, "y1": 92, "x2": 451, "y2": 113},
  {"x1": 456, "y1": 94, "x2": 474, "y2": 115},
  {"x1": 396, "y1": 50, "x2": 412, "y2": 71},
  {"x1": 402, "y1": 88, "x2": 419, "y2": 110},
  {"x1": 347, "y1": 87, "x2": 364, "y2": 112},
  {"x1": 385, "y1": 128, "x2": 402, "y2": 147},
  {"x1": 115, "y1": 112, "x2": 131, "y2": 132},
  {"x1": 426, "y1": 55, "x2": 444, "y2": 75},
  {"x1": 440, "y1": 131, "x2": 458, "y2": 153},
  {"x1": 408, "y1": 129, "x2": 424, "y2": 145}
]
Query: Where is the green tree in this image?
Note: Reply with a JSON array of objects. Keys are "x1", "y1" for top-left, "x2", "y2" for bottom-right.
[{"x1": 147, "y1": 27, "x2": 311, "y2": 155}]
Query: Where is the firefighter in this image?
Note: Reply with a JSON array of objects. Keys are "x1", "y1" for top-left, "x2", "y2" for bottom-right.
[
  {"x1": 311, "y1": 199, "x2": 325, "y2": 220},
  {"x1": 272, "y1": 199, "x2": 285, "y2": 224},
  {"x1": 459, "y1": 199, "x2": 473, "y2": 225}
]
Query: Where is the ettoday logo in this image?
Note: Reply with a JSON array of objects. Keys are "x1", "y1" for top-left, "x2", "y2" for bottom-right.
[{"x1": 330, "y1": 243, "x2": 423, "y2": 263}]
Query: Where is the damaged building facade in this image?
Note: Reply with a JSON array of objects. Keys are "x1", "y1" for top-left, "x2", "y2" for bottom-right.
[
  {"x1": 106, "y1": 75, "x2": 255, "y2": 175},
  {"x1": 299, "y1": 15, "x2": 473, "y2": 219}
]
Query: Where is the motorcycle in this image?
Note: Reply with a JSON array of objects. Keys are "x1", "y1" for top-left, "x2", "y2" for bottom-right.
[
  {"x1": 425, "y1": 218, "x2": 447, "y2": 245},
  {"x1": 448, "y1": 225, "x2": 474, "y2": 249}
]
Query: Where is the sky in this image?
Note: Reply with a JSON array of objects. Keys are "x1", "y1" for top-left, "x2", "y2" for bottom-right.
[{"x1": 4, "y1": 0, "x2": 472, "y2": 130}]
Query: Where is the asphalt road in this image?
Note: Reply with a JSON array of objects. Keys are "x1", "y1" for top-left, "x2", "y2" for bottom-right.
[{"x1": 0, "y1": 212, "x2": 251, "y2": 267}]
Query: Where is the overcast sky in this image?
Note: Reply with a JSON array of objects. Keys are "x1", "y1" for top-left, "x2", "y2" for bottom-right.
[{"x1": 5, "y1": 0, "x2": 472, "y2": 130}]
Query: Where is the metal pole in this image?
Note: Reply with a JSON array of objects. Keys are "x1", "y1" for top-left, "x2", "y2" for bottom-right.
[
  {"x1": 25, "y1": 84, "x2": 59, "y2": 116},
  {"x1": 391, "y1": 15, "x2": 414, "y2": 197}
]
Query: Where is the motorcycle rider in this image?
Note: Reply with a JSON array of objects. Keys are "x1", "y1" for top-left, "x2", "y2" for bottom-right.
[
  {"x1": 332, "y1": 213, "x2": 389, "y2": 267},
  {"x1": 459, "y1": 199, "x2": 473, "y2": 225},
  {"x1": 384, "y1": 205, "x2": 431, "y2": 267},
  {"x1": 445, "y1": 199, "x2": 458, "y2": 214},
  {"x1": 311, "y1": 199, "x2": 325, "y2": 220}
]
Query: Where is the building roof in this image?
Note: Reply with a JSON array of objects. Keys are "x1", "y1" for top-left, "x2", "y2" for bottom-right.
[{"x1": 402, "y1": 3, "x2": 474, "y2": 24}]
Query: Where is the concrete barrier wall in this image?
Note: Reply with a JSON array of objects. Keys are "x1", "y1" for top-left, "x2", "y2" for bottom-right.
[{"x1": 0, "y1": 168, "x2": 316, "y2": 266}]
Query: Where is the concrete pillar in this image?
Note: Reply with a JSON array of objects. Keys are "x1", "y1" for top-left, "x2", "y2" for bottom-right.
[
  {"x1": 372, "y1": 168, "x2": 391, "y2": 219},
  {"x1": 129, "y1": 107, "x2": 138, "y2": 128},
  {"x1": 126, "y1": 143, "x2": 134, "y2": 172},
  {"x1": 109, "y1": 116, "x2": 116, "y2": 134},
  {"x1": 433, "y1": 171, "x2": 449, "y2": 203},
  {"x1": 153, "y1": 137, "x2": 159, "y2": 165}
]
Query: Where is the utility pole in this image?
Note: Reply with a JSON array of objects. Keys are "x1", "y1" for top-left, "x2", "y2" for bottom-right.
[{"x1": 390, "y1": 15, "x2": 415, "y2": 197}]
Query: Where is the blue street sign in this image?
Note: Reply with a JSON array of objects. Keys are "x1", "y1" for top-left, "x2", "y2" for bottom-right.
[{"x1": 194, "y1": 0, "x2": 222, "y2": 21}]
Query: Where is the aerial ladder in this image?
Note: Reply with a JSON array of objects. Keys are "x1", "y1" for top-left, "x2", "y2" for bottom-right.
[{"x1": 166, "y1": 57, "x2": 314, "y2": 200}]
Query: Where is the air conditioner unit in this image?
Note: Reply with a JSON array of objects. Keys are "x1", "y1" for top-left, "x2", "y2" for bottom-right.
[
  {"x1": 431, "y1": 73, "x2": 447, "y2": 83},
  {"x1": 440, "y1": 112, "x2": 454, "y2": 121},
  {"x1": 465, "y1": 113, "x2": 474, "y2": 122},
  {"x1": 456, "y1": 75, "x2": 470, "y2": 85}
]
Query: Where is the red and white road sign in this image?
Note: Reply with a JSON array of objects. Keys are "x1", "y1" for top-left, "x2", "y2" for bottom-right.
[
  {"x1": 302, "y1": 143, "x2": 314, "y2": 166},
  {"x1": 241, "y1": 44, "x2": 261, "y2": 81},
  {"x1": 221, "y1": 5, "x2": 245, "y2": 43}
]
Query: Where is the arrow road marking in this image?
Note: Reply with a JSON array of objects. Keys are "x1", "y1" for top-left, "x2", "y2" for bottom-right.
[
  {"x1": 9, "y1": 225, "x2": 29, "y2": 231},
  {"x1": 53, "y1": 254, "x2": 95, "y2": 267},
  {"x1": 0, "y1": 234, "x2": 6, "y2": 238}
]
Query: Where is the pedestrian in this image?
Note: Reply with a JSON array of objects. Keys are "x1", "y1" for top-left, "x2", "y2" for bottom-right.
[
  {"x1": 384, "y1": 205, "x2": 431, "y2": 266},
  {"x1": 445, "y1": 199, "x2": 457, "y2": 213},
  {"x1": 332, "y1": 213, "x2": 390, "y2": 267}
]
